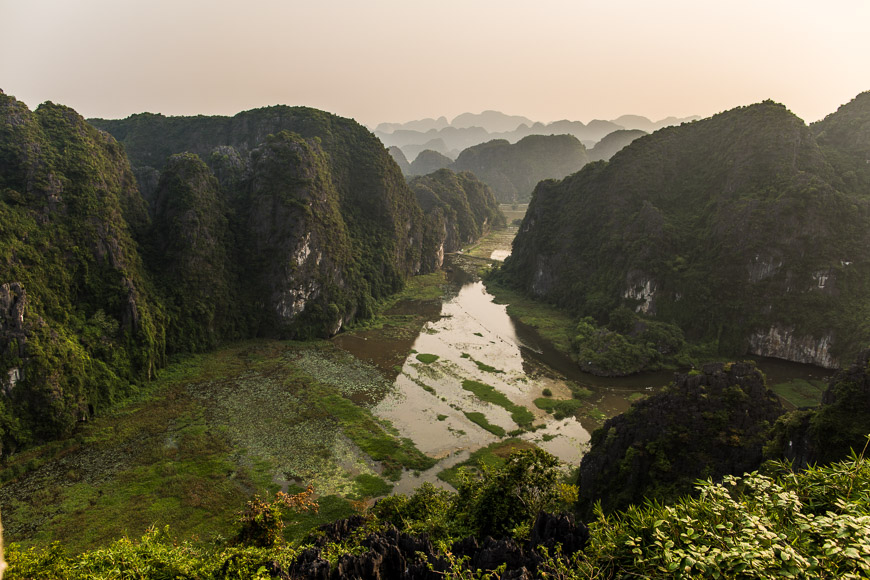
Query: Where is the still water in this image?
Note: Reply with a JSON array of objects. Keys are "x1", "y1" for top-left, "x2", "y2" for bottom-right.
[{"x1": 336, "y1": 248, "x2": 830, "y2": 491}]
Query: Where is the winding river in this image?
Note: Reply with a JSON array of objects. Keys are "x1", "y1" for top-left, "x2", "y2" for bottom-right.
[{"x1": 335, "y1": 214, "x2": 831, "y2": 491}]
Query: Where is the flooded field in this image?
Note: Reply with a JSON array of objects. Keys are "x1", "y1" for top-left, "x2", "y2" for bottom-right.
[{"x1": 336, "y1": 204, "x2": 832, "y2": 489}]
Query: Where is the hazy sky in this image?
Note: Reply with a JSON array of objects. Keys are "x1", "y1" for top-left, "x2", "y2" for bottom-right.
[{"x1": 1, "y1": 0, "x2": 867, "y2": 126}]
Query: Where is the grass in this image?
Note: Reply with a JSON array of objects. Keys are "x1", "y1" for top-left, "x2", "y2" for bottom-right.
[
  {"x1": 461, "y1": 379, "x2": 534, "y2": 428},
  {"x1": 534, "y1": 397, "x2": 584, "y2": 420},
  {"x1": 351, "y1": 474, "x2": 393, "y2": 499},
  {"x1": 463, "y1": 412, "x2": 506, "y2": 437},
  {"x1": 415, "y1": 353, "x2": 439, "y2": 364},
  {"x1": 770, "y1": 379, "x2": 827, "y2": 408},
  {"x1": 461, "y1": 353, "x2": 504, "y2": 373},
  {"x1": 0, "y1": 339, "x2": 434, "y2": 552},
  {"x1": 587, "y1": 407, "x2": 608, "y2": 422},
  {"x1": 437, "y1": 439, "x2": 536, "y2": 487}
]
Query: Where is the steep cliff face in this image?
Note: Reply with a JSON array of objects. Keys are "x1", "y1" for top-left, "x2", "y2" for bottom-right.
[
  {"x1": 408, "y1": 169, "x2": 505, "y2": 267},
  {"x1": 242, "y1": 132, "x2": 363, "y2": 337},
  {"x1": 503, "y1": 99, "x2": 870, "y2": 367},
  {"x1": 0, "y1": 94, "x2": 165, "y2": 450},
  {"x1": 577, "y1": 361, "x2": 784, "y2": 517},
  {"x1": 451, "y1": 134, "x2": 589, "y2": 203},
  {"x1": 92, "y1": 106, "x2": 430, "y2": 304},
  {"x1": 147, "y1": 153, "x2": 242, "y2": 351}
]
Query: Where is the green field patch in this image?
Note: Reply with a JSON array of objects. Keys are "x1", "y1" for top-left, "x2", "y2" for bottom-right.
[
  {"x1": 534, "y1": 397, "x2": 584, "y2": 420},
  {"x1": 463, "y1": 412, "x2": 506, "y2": 437},
  {"x1": 350, "y1": 473, "x2": 393, "y2": 499},
  {"x1": 415, "y1": 353, "x2": 440, "y2": 364},
  {"x1": 0, "y1": 340, "x2": 435, "y2": 552},
  {"x1": 437, "y1": 439, "x2": 536, "y2": 487},
  {"x1": 771, "y1": 379, "x2": 826, "y2": 408},
  {"x1": 461, "y1": 379, "x2": 534, "y2": 428},
  {"x1": 320, "y1": 394, "x2": 436, "y2": 479},
  {"x1": 460, "y1": 352, "x2": 504, "y2": 373}
]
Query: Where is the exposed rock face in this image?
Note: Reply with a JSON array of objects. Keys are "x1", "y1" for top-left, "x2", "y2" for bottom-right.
[
  {"x1": 768, "y1": 348, "x2": 870, "y2": 467},
  {"x1": 287, "y1": 512, "x2": 588, "y2": 579},
  {"x1": 409, "y1": 169, "x2": 505, "y2": 268},
  {"x1": 503, "y1": 99, "x2": 870, "y2": 367},
  {"x1": 578, "y1": 361, "x2": 785, "y2": 517},
  {"x1": 0, "y1": 93, "x2": 165, "y2": 447},
  {"x1": 243, "y1": 132, "x2": 360, "y2": 337},
  {"x1": 91, "y1": 105, "x2": 433, "y2": 309},
  {"x1": 748, "y1": 325, "x2": 836, "y2": 368},
  {"x1": 0, "y1": 92, "x2": 507, "y2": 452}
]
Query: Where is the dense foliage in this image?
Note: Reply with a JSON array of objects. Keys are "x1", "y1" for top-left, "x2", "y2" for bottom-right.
[
  {"x1": 0, "y1": 93, "x2": 496, "y2": 453},
  {"x1": 408, "y1": 168, "x2": 505, "y2": 262},
  {"x1": 812, "y1": 90, "x2": 870, "y2": 196},
  {"x1": 577, "y1": 361, "x2": 785, "y2": 517},
  {"x1": 502, "y1": 100, "x2": 870, "y2": 371},
  {"x1": 91, "y1": 104, "x2": 433, "y2": 310},
  {"x1": 7, "y1": 451, "x2": 870, "y2": 579},
  {"x1": 451, "y1": 134, "x2": 589, "y2": 203},
  {"x1": 0, "y1": 93, "x2": 165, "y2": 451},
  {"x1": 767, "y1": 347, "x2": 870, "y2": 467}
]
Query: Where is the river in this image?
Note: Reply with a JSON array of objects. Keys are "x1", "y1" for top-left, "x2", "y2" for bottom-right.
[{"x1": 334, "y1": 208, "x2": 831, "y2": 491}]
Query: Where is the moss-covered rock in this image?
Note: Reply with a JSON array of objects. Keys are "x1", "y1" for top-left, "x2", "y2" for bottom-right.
[
  {"x1": 577, "y1": 361, "x2": 784, "y2": 516},
  {"x1": 0, "y1": 95, "x2": 165, "y2": 450}
]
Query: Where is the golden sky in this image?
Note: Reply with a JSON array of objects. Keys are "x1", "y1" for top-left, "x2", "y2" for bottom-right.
[{"x1": 1, "y1": 0, "x2": 867, "y2": 125}]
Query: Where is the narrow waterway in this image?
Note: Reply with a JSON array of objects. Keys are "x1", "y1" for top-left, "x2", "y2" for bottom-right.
[{"x1": 335, "y1": 210, "x2": 832, "y2": 491}]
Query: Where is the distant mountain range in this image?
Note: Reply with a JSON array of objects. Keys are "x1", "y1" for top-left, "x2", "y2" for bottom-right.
[{"x1": 375, "y1": 110, "x2": 699, "y2": 161}]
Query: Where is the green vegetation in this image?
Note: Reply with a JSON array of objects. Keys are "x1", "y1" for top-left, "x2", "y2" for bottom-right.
[
  {"x1": 452, "y1": 134, "x2": 589, "y2": 203},
  {"x1": 534, "y1": 397, "x2": 584, "y2": 420},
  {"x1": 378, "y1": 447, "x2": 572, "y2": 540},
  {"x1": 0, "y1": 340, "x2": 427, "y2": 552},
  {"x1": 415, "y1": 353, "x2": 439, "y2": 364},
  {"x1": 460, "y1": 352, "x2": 504, "y2": 373},
  {"x1": 484, "y1": 274, "x2": 577, "y2": 355},
  {"x1": 500, "y1": 99, "x2": 870, "y2": 372},
  {"x1": 7, "y1": 447, "x2": 870, "y2": 579},
  {"x1": 770, "y1": 378, "x2": 827, "y2": 408},
  {"x1": 577, "y1": 361, "x2": 785, "y2": 517},
  {"x1": 463, "y1": 411, "x2": 506, "y2": 437},
  {"x1": 408, "y1": 168, "x2": 505, "y2": 256},
  {"x1": 579, "y1": 455, "x2": 870, "y2": 579},
  {"x1": 461, "y1": 379, "x2": 534, "y2": 428}
]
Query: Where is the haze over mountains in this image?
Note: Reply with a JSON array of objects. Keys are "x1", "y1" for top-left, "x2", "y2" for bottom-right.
[
  {"x1": 375, "y1": 110, "x2": 699, "y2": 160},
  {"x1": 502, "y1": 93, "x2": 870, "y2": 372}
]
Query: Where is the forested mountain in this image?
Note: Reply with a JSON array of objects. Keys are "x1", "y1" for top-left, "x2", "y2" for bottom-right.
[
  {"x1": 376, "y1": 111, "x2": 698, "y2": 159},
  {"x1": 0, "y1": 92, "x2": 166, "y2": 448},
  {"x1": 502, "y1": 99, "x2": 870, "y2": 369},
  {"x1": 0, "y1": 92, "x2": 502, "y2": 454},
  {"x1": 451, "y1": 134, "x2": 589, "y2": 203},
  {"x1": 812, "y1": 90, "x2": 870, "y2": 195},
  {"x1": 408, "y1": 149, "x2": 453, "y2": 176},
  {"x1": 587, "y1": 129, "x2": 647, "y2": 162},
  {"x1": 408, "y1": 168, "x2": 505, "y2": 265}
]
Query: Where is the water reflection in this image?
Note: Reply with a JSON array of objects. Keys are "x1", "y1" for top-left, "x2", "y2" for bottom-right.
[{"x1": 373, "y1": 279, "x2": 591, "y2": 490}]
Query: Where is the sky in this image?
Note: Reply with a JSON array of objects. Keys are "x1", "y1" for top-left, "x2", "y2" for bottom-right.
[{"x1": 1, "y1": 0, "x2": 868, "y2": 127}]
